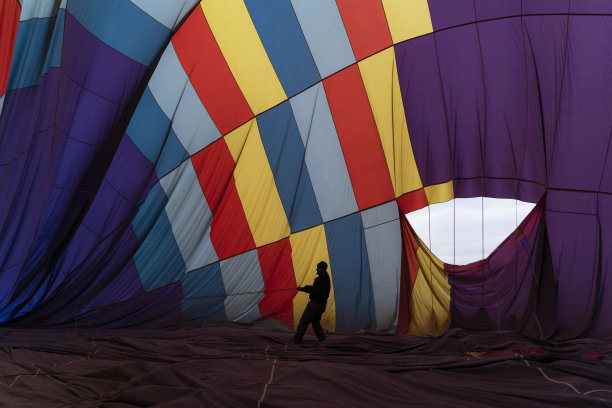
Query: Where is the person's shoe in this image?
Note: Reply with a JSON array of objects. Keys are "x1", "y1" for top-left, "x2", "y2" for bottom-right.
[
  {"x1": 293, "y1": 336, "x2": 302, "y2": 344},
  {"x1": 317, "y1": 336, "x2": 326, "y2": 342}
]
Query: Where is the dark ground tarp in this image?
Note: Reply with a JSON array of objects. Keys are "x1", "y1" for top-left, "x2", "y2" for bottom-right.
[{"x1": 0, "y1": 325, "x2": 610, "y2": 407}]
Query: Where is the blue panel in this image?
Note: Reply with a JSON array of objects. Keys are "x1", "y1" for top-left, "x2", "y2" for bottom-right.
[
  {"x1": 126, "y1": 87, "x2": 172, "y2": 163},
  {"x1": 325, "y1": 213, "x2": 375, "y2": 333},
  {"x1": 7, "y1": 12, "x2": 64, "y2": 90},
  {"x1": 245, "y1": 0, "x2": 321, "y2": 97},
  {"x1": 130, "y1": 0, "x2": 198, "y2": 30},
  {"x1": 67, "y1": 0, "x2": 170, "y2": 66},
  {"x1": 132, "y1": 183, "x2": 168, "y2": 241},
  {"x1": 181, "y1": 263, "x2": 227, "y2": 322},
  {"x1": 257, "y1": 101, "x2": 322, "y2": 232},
  {"x1": 133, "y1": 211, "x2": 186, "y2": 292},
  {"x1": 42, "y1": 10, "x2": 64, "y2": 75},
  {"x1": 156, "y1": 128, "x2": 189, "y2": 178}
]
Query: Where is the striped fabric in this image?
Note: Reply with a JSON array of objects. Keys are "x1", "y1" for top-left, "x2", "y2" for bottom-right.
[{"x1": 2, "y1": 0, "x2": 610, "y2": 340}]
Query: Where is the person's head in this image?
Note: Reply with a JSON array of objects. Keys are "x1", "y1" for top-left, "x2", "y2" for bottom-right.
[{"x1": 316, "y1": 261, "x2": 328, "y2": 274}]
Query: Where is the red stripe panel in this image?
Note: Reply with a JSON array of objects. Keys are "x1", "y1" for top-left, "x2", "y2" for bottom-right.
[
  {"x1": 335, "y1": 0, "x2": 392, "y2": 61},
  {"x1": 396, "y1": 214, "x2": 420, "y2": 334},
  {"x1": 396, "y1": 188, "x2": 428, "y2": 214},
  {"x1": 191, "y1": 139, "x2": 255, "y2": 260},
  {"x1": 257, "y1": 239, "x2": 296, "y2": 327},
  {"x1": 0, "y1": 0, "x2": 20, "y2": 96},
  {"x1": 323, "y1": 65, "x2": 395, "y2": 210},
  {"x1": 172, "y1": 6, "x2": 252, "y2": 135}
]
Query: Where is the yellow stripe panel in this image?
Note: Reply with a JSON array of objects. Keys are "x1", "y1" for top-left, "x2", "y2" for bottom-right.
[
  {"x1": 225, "y1": 120, "x2": 252, "y2": 162},
  {"x1": 408, "y1": 240, "x2": 451, "y2": 336},
  {"x1": 381, "y1": 0, "x2": 433, "y2": 44},
  {"x1": 358, "y1": 48, "x2": 423, "y2": 197},
  {"x1": 226, "y1": 119, "x2": 291, "y2": 247},
  {"x1": 424, "y1": 180, "x2": 454, "y2": 205},
  {"x1": 290, "y1": 225, "x2": 336, "y2": 332},
  {"x1": 201, "y1": 0, "x2": 287, "y2": 115}
]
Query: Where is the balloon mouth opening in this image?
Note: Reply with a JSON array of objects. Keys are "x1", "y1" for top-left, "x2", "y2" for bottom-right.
[{"x1": 405, "y1": 197, "x2": 536, "y2": 266}]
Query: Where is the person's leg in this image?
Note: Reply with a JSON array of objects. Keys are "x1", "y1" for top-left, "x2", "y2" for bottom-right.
[
  {"x1": 311, "y1": 304, "x2": 326, "y2": 341},
  {"x1": 294, "y1": 303, "x2": 315, "y2": 343}
]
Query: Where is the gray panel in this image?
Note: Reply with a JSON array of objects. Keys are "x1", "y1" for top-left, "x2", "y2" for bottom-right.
[
  {"x1": 160, "y1": 160, "x2": 218, "y2": 271},
  {"x1": 130, "y1": 0, "x2": 199, "y2": 29},
  {"x1": 361, "y1": 203, "x2": 402, "y2": 331},
  {"x1": 0, "y1": 96, "x2": 4, "y2": 118},
  {"x1": 148, "y1": 44, "x2": 189, "y2": 120},
  {"x1": 290, "y1": 83, "x2": 358, "y2": 222},
  {"x1": 171, "y1": 80, "x2": 221, "y2": 155},
  {"x1": 290, "y1": 0, "x2": 355, "y2": 78},
  {"x1": 19, "y1": 0, "x2": 65, "y2": 20},
  {"x1": 361, "y1": 201, "x2": 399, "y2": 229},
  {"x1": 220, "y1": 250, "x2": 264, "y2": 323}
]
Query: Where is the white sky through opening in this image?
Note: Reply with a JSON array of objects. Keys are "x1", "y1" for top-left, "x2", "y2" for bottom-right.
[{"x1": 406, "y1": 197, "x2": 536, "y2": 265}]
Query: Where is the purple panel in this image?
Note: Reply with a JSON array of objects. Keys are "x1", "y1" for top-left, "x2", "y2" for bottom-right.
[
  {"x1": 395, "y1": 37, "x2": 452, "y2": 187},
  {"x1": 453, "y1": 178, "x2": 506, "y2": 199},
  {"x1": 427, "y1": 0, "x2": 475, "y2": 31},
  {"x1": 548, "y1": 17, "x2": 612, "y2": 193},
  {"x1": 434, "y1": 25, "x2": 485, "y2": 186},
  {"x1": 479, "y1": 18, "x2": 546, "y2": 191},
  {"x1": 447, "y1": 202, "x2": 543, "y2": 332},
  {"x1": 600, "y1": 134, "x2": 612, "y2": 194},
  {"x1": 474, "y1": 0, "x2": 521, "y2": 21},
  {"x1": 0, "y1": 10, "x2": 156, "y2": 325},
  {"x1": 570, "y1": 0, "x2": 612, "y2": 13},
  {"x1": 452, "y1": 178, "x2": 545, "y2": 202},
  {"x1": 63, "y1": 90, "x2": 122, "y2": 145},
  {"x1": 521, "y1": 15, "x2": 570, "y2": 181},
  {"x1": 0, "y1": 70, "x2": 62, "y2": 227},
  {"x1": 584, "y1": 194, "x2": 612, "y2": 338},
  {"x1": 62, "y1": 12, "x2": 149, "y2": 103},
  {"x1": 104, "y1": 134, "x2": 158, "y2": 206},
  {"x1": 545, "y1": 205, "x2": 599, "y2": 338},
  {"x1": 546, "y1": 189, "x2": 597, "y2": 215},
  {"x1": 523, "y1": 0, "x2": 570, "y2": 14}
]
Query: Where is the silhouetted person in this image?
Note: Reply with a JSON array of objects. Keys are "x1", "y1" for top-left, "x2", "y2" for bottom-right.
[{"x1": 294, "y1": 261, "x2": 331, "y2": 343}]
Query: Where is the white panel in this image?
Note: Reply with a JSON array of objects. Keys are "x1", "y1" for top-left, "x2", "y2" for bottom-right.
[
  {"x1": 148, "y1": 44, "x2": 189, "y2": 120},
  {"x1": 171, "y1": 80, "x2": 221, "y2": 155},
  {"x1": 290, "y1": 83, "x2": 358, "y2": 222},
  {"x1": 19, "y1": 0, "x2": 65, "y2": 21},
  {"x1": 160, "y1": 160, "x2": 218, "y2": 270},
  {"x1": 220, "y1": 250, "x2": 264, "y2": 323},
  {"x1": 290, "y1": 0, "x2": 355, "y2": 78},
  {"x1": 361, "y1": 202, "x2": 402, "y2": 331},
  {"x1": 149, "y1": 43, "x2": 221, "y2": 155}
]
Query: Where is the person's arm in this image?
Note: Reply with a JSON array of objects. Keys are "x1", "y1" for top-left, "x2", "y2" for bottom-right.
[{"x1": 297, "y1": 285, "x2": 313, "y2": 293}]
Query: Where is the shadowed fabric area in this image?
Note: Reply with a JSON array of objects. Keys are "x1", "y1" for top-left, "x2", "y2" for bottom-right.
[{"x1": 0, "y1": 325, "x2": 610, "y2": 407}]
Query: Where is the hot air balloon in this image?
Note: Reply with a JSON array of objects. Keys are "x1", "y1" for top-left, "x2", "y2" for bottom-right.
[{"x1": 1, "y1": 1, "x2": 611, "y2": 406}]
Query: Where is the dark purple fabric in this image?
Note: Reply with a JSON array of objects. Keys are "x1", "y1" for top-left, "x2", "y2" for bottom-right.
[
  {"x1": 427, "y1": 0, "x2": 475, "y2": 31},
  {"x1": 399, "y1": 8, "x2": 612, "y2": 338},
  {"x1": 394, "y1": 35, "x2": 452, "y2": 187},
  {"x1": 474, "y1": 0, "x2": 521, "y2": 21},
  {"x1": 447, "y1": 201, "x2": 546, "y2": 334},
  {"x1": 0, "y1": 326, "x2": 610, "y2": 407},
  {"x1": 0, "y1": 11, "x2": 159, "y2": 325},
  {"x1": 523, "y1": 0, "x2": 570, "y2": 14}
]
